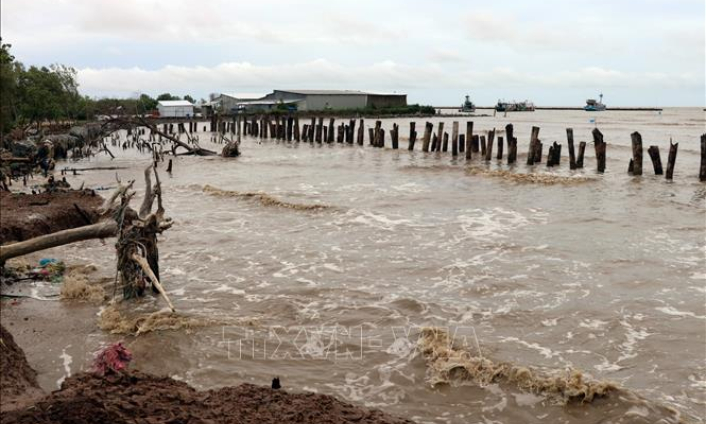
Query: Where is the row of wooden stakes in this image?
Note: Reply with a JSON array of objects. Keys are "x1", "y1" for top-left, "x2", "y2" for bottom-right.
[{"x1": 189, "y1": 116, "x2": 706, "y2": 182}]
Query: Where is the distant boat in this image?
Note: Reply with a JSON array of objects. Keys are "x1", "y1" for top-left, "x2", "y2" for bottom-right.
[
  {"x1": 585, "y1": 93, "x2": 606, "y2": 111},
  {"x1": 495, "y1": 100, "x2": 535, "y2": 112},
  {"x1": 459, "y1": 95, "x2": 476, "y2": 113}
]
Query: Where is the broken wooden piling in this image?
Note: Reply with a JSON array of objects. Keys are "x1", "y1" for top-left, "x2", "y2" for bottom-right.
[
  {"x1": 666, "y1": 139, "x2": 678, "y2": 180},
  {"x1": 465, "y1": 122, "x2": 473, "y2": 160},
  {"x1": 647, "y1": 145, "x2": 663, "y2": 175},
  {"x1": 629, "y1": 132, "x2": 643, "y2": 176},
  {"x1": 700, "y1": 134, "x2": 706, "y2": 182},
  {"x1": 592, "y1": 128, "x2": 606, "y2": 173},
  {"x1": 408, "y1": 122, "x2": 417, "y2": 151}
]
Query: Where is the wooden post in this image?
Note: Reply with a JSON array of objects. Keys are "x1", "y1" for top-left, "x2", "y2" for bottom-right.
[
  {"x1": 408, "y1": 122, "x2": 417, "y2": 151},
  {"x1": 451, "y1": 121, "x2": 459, "y2": 154},
  {"x1": 547, "y1": 142, "x2": 561, "y2": 166},
  {"x1": 567, "y1": 128, "x2": 576, "y2": 169},
  {"x1": 431, "y1": 134, "x2": 438, "y2": 152},
  {"x1": 368, "y1": 128, "x2": 374, "y2": 145},
  {"x1": 630, "y1": 132, "x2": 643, "y2": 176},
  {"x1": 392, "y1": 124, "x2": 399, "y2": 149},
  {"x1": 496, "y1": 136, "x2": 504, "y2": 160},
  {"x1": 508, "y1": 137, "x2": 517, "y2": 165},
  {"x1": 442, "y1": 132, "x2": 449, "y2": 152},
  {"x1": 436, "y1": 122, "x2": 444, "y2": 152},
  {"x1": 166, "y1": 159, "x2": 173, "y2": 173},
  {"x1": 349, "y1": 119, "x2": 356, "y2": 144},
  {"x1": 323, "y1": 126, "x2": 328, "y2": 143},
  {"x1": 294, "y1": 117, "x2": 300, "y2": 141},
  {"x1": 380, "y1": 129, "x2": 386, "y2": 148},
  {"x1": 337, "y1": 125, "x2": 345, "y2": 143},
  {"x1": 577, "y1": 142, "x2": 587, "y2": 168},
  {"x1": 534, "y1": 141, "x2": 543, "y2": 164},
  {"x1": 647, "y1": 146, "x2": 663, "y2": 175},
  {"x1": 527, "y1": 126, "x2": 540, "y2": 165},
  {"x1": 328, "y1": 119, "x2": 335, "y2": 143},
  {"x1": 592, "y1": 128, "x2": 606, "y2": 173},
  {"x1": 357, "y1": 119, "x2": 364, "y2": 145},
  {"x1": 422, "y1": 122, "x2": 433, "y2": 152},
  {"x1": 480, "y1": 135, "x2": 486, "y2": 157},
  {"x1": 465, "y1": 121, "x2": 473, "y2": 160},
  {"x1": 373, "y1": 121, "x2": 382, "y2": 147},
  {"x1": 452, "y1": 132, "x2": 458, "y2": 156},
  {"x1": 666, "y1": 139, "x2": 678, "y2": 180},
  {"x1": 700, "y1": 134, "x2": 706, "y2": 182},
  {"x1": 485, "y1": 129, "x2": 495, "y2": 161}
]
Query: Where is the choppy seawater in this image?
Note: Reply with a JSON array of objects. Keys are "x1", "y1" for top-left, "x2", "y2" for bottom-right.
[{"x1": 7, "y1": 108, "x2": 706, "y2": 423}]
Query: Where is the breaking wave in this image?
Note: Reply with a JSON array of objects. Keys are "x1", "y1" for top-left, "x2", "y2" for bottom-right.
[
  {"x1": 418, "y1": 327, "x2": 614, "y2": 403},
  {"x1": 466, "y1": 168, "x2": 596, "y2": 185},
  {"x1": 98, "y1": 304, "x2": 217, "y2": 336},
  {"x1": 203, "y1": 185, "x2": 332, "y2": 211}
]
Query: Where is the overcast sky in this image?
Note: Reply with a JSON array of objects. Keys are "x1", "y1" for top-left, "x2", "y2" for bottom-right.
[{"x1": 2, "y1": 0, "x2": 704, "y2": 106}]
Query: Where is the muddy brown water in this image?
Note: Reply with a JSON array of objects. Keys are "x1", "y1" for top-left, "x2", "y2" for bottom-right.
[{"x1": 2, "y1": 108, "x2": 705, "y2": 423}]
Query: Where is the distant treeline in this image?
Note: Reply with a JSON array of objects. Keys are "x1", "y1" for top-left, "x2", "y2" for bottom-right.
[{"x1": 0, "y1": 40, "x2": 199, "y2": 137}]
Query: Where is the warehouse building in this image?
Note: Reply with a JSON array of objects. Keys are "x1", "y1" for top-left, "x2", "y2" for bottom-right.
[
  {"x1": 157, "y1": 100, "x2": 195, "y2": 118},
  {"x1": 210, "y1": 93, "x2": 265, "y2": 113},
  {"x1": 238, "y1": 90, "x2": 407, "y2": 112}
]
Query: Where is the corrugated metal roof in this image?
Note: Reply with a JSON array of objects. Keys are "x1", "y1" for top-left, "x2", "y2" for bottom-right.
[
  {"x1": 158, "y1": 100, "x2": 194, "y2": 107},
  {"x1": 275, "y1": 90, "x2": 405, "y2": 96}
]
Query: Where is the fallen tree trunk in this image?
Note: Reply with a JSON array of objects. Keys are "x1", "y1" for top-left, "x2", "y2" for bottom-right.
[{"x1": 0, "y1": 220, "x2": 117, "y2": 264}]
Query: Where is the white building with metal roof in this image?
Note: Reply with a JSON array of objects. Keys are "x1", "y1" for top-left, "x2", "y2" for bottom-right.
[{"x1": 157, "y1": 100, "x2": 195, "y2": 118}]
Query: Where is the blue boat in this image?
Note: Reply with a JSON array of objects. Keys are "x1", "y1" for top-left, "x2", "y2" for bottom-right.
[{"x1": 585, "y1": 93, "x2": 606, "y2": 111}]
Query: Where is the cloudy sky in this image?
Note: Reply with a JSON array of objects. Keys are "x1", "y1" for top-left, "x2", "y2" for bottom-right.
[{"x1": 2, "y1": 0, "x2": 704, "y2": 106}]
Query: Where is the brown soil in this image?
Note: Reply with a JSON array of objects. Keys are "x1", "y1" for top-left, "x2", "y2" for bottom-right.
[
  {"x1": 2, "y1": 371, "x2": 415, "y2": 424},
  {"x1": 0, "y1": 190, "x2": 103, "y2": 244},
  {"x1": 0, "y1": 324, "x2": 44, "y2": 412},
  {"x1": 0, "y1": 324, "x2": 414, "y2": 424}
]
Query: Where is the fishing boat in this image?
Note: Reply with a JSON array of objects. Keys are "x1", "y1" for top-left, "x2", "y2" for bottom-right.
[
  {"x1": 495, "y1": 99, "x2": 535, "y2": 112},
  {"x1": 584, "y1": 93, "x2": 606, "y2": 111},
  {"x1": 459, "y1": 95, "x2": 476, "y2": 113}
]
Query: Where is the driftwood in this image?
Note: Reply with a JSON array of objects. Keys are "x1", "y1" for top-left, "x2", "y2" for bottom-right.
[
  {"x1": 0, "y1": 220, "x2": 117, "y2": 264},
  {"x1": 0, "y1": 166, "x2": 174, "y2": 308}
]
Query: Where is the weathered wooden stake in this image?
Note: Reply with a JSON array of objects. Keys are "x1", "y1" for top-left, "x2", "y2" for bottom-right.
[
  {"x1": 465, "y1": 121, "x2": 474, "y2": 160},
  {"x1": 630, "y1": 132, "x2": 643, "y2": 176},
  {"x1": 666, "y1": 139, "x2": 678, "y2": 180},
  {"x1": 327, "y1": 119, "x2": 335, "y2": 143},
  {"x1": 647, "y1": 146, "x2": 663, "y2": 175},
  {"x1": 357, "y1": 119, "x2": 365, "y2": 145},
  {"x1": 431, "y1": 134, "x2": 438, "y2": 152},
  {"x1": 485, "y1": 129, "x2": 495, "y2": 161},
  {"x1": 442, "y1": 132, "x2": 449, "y2": 152},
  {"x1": 392, "y1": 124, "x2": 399, "y2": 149},
  {"x1": 567, "y1": 128, "x2": 576, "y2": 169},
  {"x1": 451, "y1": 122, "x2": 459, "y2": 154},
  {"x1": 408, "y1": 122, "x2": 417, "y2": 151},
  {"x1": 436, "y1": 122, "x2": 444, "y2": 152},
  {"x1": 496, "y1": 136, "x2": 504, "y2": 160},
  {"x1": 294, "y1": 117, "x2": 300, "y2": 141},
  {"x1": 592, "y1": 128, "x2": 606, "y2": 173},
  {"x1": 577, "y1": 142, "x2": 586, "y2": 168},
  {"x1": 527, "y1": 126, "x2": 540, "y2": 165},
  {"x1": 480, "y1": 135, "x2": 486, "y2": 157},
  {"x1": 452, "y1": 133, "x2": 458, "y2": 156},
  {"x1": 700, "y1": 134, "x2": 706, "y2": 182},
  {"x1": 422, "y1": 122, "x2": 432, "y2": 152}
]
